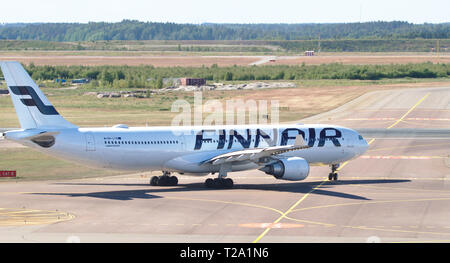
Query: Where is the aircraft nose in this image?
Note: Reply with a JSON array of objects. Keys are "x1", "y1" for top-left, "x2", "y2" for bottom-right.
[{"x1": 359, "y1": 137, "x2": 369, "y2": 154}]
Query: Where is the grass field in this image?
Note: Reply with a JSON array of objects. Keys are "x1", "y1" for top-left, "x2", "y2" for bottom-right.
[
  {"x1": 1, "y1": 39, "x2": 448, "y2": 53},
  {"x1": 2, "y1": 78, "x2": 449, "y2": 128},
  {"x1": 0, "y1": 51, "x2": 448, "y2": 67},
  {"x1": 0, "y1": 147, "x2": 121, "y2": 181}
]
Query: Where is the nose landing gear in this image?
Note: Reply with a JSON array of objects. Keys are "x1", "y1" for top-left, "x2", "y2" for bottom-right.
[{"x1": 328, "y1": 164, "x2": 340, "y2": 181}]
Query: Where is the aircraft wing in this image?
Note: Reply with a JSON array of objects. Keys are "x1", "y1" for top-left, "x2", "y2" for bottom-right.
[{"x1": 202, "y1": 135, "x2": 309, "y2": 166}]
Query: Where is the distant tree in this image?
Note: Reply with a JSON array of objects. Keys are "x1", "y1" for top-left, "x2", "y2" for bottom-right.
[
  {"x1": 101, "y1": 70, "x2": 114, "y2": 84},
  {"x1": 224, "y1": 72, "x2": 233, "y2": 81},
  {"x1": 0, "y1": 21, "x2": 448, "y2": 41},
  {"x1": 154, "y1": 76, "x2": 163, "y2": 89}
]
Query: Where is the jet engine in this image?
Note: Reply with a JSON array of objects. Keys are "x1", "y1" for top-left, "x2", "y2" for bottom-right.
[{"x1": 260, "y1": 157, "x2": 310, "y2": 181}]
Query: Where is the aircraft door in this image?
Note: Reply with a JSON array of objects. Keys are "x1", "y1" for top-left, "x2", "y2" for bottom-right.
[
  {"x1": 346, "y1": 130, "x2": 355, "y2": 148},
  {"x1": 343, "y1": 130, "x2": 356, "y2": 156},
  {"x1": 85, "y1": 132, "x2": 96, "y2": 151}
]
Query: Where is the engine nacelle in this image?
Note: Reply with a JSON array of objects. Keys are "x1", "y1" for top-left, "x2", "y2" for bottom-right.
[{"x1": 260, "y1": 157, "x2": 310, "y2": 181}]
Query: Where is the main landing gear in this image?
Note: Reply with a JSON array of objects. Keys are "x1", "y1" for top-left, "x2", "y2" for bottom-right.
[
  {"x1": 204, "y1": 165, "x2": 234, "y2": 189},
  {"x1": 150, "y1": 171, "x2": 178, "y2": 186},
  {"x1": 204, "y1": 177, "x2": 234, "y2": 189},
  {"x1": 328, "y1": 164, "x2": 339, "y2": 181}
]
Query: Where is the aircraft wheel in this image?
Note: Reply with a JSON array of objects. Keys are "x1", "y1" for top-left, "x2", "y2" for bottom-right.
[
  {"x1": 212, "y1": 178, "x2": 222, "y2": 188},
  {"x1": 205, "y1": 178, "x2": 214, "y2": 188},
  {"x1": 224, "y1": 178, "x2": 234, "y2": 188},
  {"x1": 150, "y1": 176, "x2": 159, "y2": 186},
  {"x1": 151, "y1": 175, "x2": 178, "y2": 186},
  {"x1": 170, "y1": 176, "x2": 178, "y2": 186},
  {"x1": 333, "y1": 173, "x2": 338, "y2": 181},
  {"x1": 205, "y1": 178, "x2": 234, "y2": 189},
  {"x1": 160, "y1": 176, "x2": 170, "y2": 186}
]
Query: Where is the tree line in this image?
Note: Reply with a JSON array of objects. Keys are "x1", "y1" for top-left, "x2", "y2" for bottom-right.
[
  {"x1": 275, "y1": 39, "x2": 449, "y2": 52},
  {"x1": 0, "y1": 20, "x2": 449, "y2": 41},
  {"x1": 6, "y1": 63, "x2": 446, "y2": 89}
]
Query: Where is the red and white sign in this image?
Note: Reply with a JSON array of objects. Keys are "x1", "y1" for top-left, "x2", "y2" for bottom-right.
[{"x1": 0, "y1": 171, "x2": 16, "y2": 177}]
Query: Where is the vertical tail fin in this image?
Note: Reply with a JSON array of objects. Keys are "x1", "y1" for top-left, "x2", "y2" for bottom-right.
[{"x1": 1, "y1": 61, "x2": 77, "y2": 129}]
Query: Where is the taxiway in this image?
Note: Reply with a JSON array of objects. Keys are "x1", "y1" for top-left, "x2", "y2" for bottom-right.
[{"x1": 0, "y1": 86, "x2": 449, "y2": 243}]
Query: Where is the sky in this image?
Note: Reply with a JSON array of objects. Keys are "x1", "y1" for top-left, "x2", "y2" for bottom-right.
[{"x1": 0, "y1": 0, "x2": 449, "y2": 24}]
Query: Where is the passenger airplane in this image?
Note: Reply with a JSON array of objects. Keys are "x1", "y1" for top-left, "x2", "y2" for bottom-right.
[{"x1": 0, "y1": 61, "x2": 369, "y2": 188}]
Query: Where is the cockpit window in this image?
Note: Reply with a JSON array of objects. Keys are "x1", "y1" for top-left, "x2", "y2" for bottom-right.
[{"x1": 358, "y1": 135, "x2": 364, "y2": 140}]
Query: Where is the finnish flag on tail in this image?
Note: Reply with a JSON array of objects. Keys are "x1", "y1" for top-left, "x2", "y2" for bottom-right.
[{"x1": 0, "y1": 61, "x2": 77, "y2": 129}]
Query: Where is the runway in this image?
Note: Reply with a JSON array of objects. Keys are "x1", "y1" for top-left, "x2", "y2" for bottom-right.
[{"x1": 0, "y1": 86, "x2": 449, "y2": 243}]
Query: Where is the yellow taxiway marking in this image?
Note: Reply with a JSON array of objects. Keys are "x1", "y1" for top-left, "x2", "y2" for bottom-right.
[
  {"x1": 397, "y1": 119, "x2": 450, "y2": 128},
  {"x1": 252, "y1": 92, "x2": 432, "y2": 243},
  {"x1": 386, "y1": 93, "x2": 430, "y2": 129},
  {"x1": 0, "y1": 208, "x2": 74, "y2": 226},
  {"x1": 289, "y1": 197, "x2": 450, "y2": 214},
  {"x1": 282, "y1": 215, "x2": 335, "y2": 227},
  {"x1": 251, "y1": 133, "x2": 379, "y2": 242},
  {"x1": 344, "y1": 183, "x2": 450, "y2": 194},
  {"x1": 360, "y1": 155, "x2": 444, "y2": 160},
  {"x1": 165, "y1": 196, "x2": 285, "y2": 216},
  {"x1": 252, "y1": 179, "x2": 328, "y2": 243},
  {"x1": 343, "y1": 225, "x2": 450, "y2": 237},
  {"x1": 368, "y1": 142, "x2": 450, "y2": 153}
]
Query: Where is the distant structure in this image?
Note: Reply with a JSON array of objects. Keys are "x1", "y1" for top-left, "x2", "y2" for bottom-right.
[
  {"x1": 304, "y1": 51, "x2": 315, "y2": 56},
  {"x1": 71, "y1": 78, "x2": 90, "y2": 84},
  {"x1": 180, "y1": 78, "x2": 206, "y2": 86},
  {"x1": 163, "y1": 77, "x2": 181, "y2": 86}
]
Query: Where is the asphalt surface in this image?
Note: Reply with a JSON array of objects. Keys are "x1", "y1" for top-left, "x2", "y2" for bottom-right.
[{"x1": 0, "y1": 86, "x2": 449, "y2": 243}]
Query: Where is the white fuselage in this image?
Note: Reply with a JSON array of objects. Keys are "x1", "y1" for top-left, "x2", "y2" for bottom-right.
[{"x1": 6, "y1": 124, "x2": 369, "y2": 175}]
